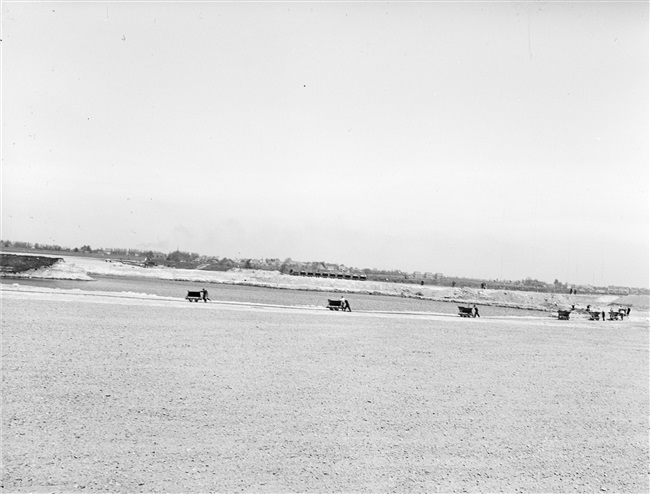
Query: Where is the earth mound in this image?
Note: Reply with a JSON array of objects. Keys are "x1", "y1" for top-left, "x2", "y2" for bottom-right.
[
  {"x1": 0, "y1": 253, "x2": 93, "y2": 281},
  {"x1": 0, "y1": 253, "x2": 62, "y2": 274}
]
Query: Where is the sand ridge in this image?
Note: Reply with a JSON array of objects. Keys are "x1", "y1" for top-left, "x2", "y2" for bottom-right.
[{"x1": 7, "y1": 255, "x2": 647, "y2": 312}]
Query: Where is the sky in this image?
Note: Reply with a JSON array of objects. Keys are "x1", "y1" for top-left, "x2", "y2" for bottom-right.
[{"x1": 2, "y1": 1, "x2": 648, "y2": 288}]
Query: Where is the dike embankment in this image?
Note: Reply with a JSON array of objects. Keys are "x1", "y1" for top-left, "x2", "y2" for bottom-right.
[{"x1": 0, "y1": 253, "x2": 63, "y2": 274}]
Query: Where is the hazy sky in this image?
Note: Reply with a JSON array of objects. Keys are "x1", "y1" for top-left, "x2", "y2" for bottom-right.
[{"x1": 3, "y1": 1, "x2": 648, "y2": 287}]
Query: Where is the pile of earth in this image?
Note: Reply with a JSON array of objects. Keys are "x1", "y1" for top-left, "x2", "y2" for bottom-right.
[
  {"x1": 0, "y1": 254, "x2": 62, "y2": 274},
  {"x1": 0, "y1": 253, "x2": 92, "y2": 281}
]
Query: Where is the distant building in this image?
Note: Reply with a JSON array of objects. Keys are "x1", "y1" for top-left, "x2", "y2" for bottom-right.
[{"x1": 607, "y1": 286, "x2": 630, "y2": 295}]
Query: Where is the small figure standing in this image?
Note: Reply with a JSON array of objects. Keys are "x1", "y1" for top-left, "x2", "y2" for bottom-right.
[
  {"x1": 627, "y1": 307, "x2": 631, "y2": 316},
  {"x1": 473, "y1": 304, "x2": 480, "y2": 318},
  {"x1": 201, "y1": 288, "x2": 210, "y2": 302},
  {"x1": 601, "y1": 310, "x2": 605, "y2": 321},
  {"x1": 340, "y1": 296, "x2": 351, "y2": 312}
]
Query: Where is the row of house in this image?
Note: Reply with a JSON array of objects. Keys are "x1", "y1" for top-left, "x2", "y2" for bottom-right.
[
  {"x1": 290, "y1": 270, "x2": 367, "y2": 281},
  {"x1": 411, "y1": 272, "x2": 444, "y2": 280}
]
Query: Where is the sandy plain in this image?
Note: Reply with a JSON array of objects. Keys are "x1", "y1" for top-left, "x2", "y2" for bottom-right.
[{"x1": 2, "y1": 286, "x2": 648, "y2": 493}]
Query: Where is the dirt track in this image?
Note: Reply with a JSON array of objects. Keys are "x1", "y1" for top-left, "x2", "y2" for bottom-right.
[{"x1": 2, "y1": 291, "x2": 648, "y2": 493}]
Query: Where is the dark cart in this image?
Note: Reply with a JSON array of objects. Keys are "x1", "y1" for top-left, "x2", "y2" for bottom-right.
[
  {"x1": 186, "y1": 290, "x2": 206, "y2": 302},
  {"x1": 327, "y1": 299, "x2": 351, "y2": 311},
  {"x1": 558, "y1": 310, "x2": 571, "y2": 320},
  {"x1": 588, "y1": 311, "x2": 601, "y2": 321},
  {"x1": 608, "y1": 309, "x2": 626, "y2": 321},
  {"x1": 458, "y1": 306, "x2": 476, "y2": 318}
]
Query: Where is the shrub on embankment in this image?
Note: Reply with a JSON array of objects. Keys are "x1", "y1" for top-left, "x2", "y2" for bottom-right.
[{"x1": 0, "y1": 254, "x2": 62, "y2": 274}]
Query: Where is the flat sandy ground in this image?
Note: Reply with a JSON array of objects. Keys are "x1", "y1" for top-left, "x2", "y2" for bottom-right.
[{"x1": 2, "y1": 290, "x2": 648, "y2": 493}]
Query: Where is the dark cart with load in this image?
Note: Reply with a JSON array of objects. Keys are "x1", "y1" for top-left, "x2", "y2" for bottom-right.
[
  {"x1": 588, "y1": 311, "x2": 601, "y2": 321},
  {"x1": 186, "y1": 290, "x2": 208, "y2": 302},
  {"x1": 608, "y1": 309, "x2": 626, "y2": 320},
  {"x1": 327, "y1": 299, "x2": 351, "y2": 311},
  {"x1": 558, "y1": 309, "x2": 571, "y2": 320},
  {"x1": 458, "y1": 306, "x2": 476, "y2": 318}
]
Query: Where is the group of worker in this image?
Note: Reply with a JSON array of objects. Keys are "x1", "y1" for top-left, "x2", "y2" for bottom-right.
[{"x1": 583, "y1": 304, "x2": 631, "y2": 320}]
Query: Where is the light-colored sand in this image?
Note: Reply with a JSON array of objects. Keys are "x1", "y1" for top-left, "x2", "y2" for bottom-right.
[
  {"x1": 8, "y1": 255, "x2": 648, "y2": 311},
  {"x1": 2, "y1": 289, "x2": 648, "y2": 493}
]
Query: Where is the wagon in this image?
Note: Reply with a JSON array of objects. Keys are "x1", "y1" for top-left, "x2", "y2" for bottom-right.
[
  {"x1": 327, "y1": 299, "x2": 351, "y2": 311},
  {"x1": 458, "y1": 306, "x2": 476, "y2": 318},
  {"x1": 558, "y1": 310, "x2": 571, "y2": 320},
  {"x1": 587, "y1": 311, "x2": 601, "y2": 321},
  {"x1": 186, "y1": 290, "x2": 205, "y2": 302},
  {"x1": 608, "y1": 309, "x2": 626, "y2": 321}
]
